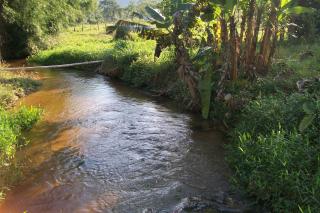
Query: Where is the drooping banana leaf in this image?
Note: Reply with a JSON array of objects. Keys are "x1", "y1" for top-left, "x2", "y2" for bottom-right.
[
  {"x1": 193, "y1": 46, "x2": 213, "y2": 61},
  {"x1": 284, "y1": 6, "x2": 315, "y2": 15},
  {"x1": 114, "y1": 20, "x2": 154, "y2": 32},
  {"x1": 145, "y1": 6, "x2": 166, "y2": 22},
  {"x1": 299, "y1": 114, "x2": 316, "y2": 132},
  {"x1": 199, "y1": 67, "x2": 213, "y2": 119}
]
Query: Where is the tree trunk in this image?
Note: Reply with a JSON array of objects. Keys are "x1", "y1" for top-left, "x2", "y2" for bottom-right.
[
  {"x1": 243, "y1": 0, "x2": 255, "y2": 74},
  {"x1": 0, "y1": 0, "x2": 4, "y2": 62},
  {"x1": 173, "y1": 11, "x2": 200, "y2": 109},
  {"x1": 250, "y1": 6, "x2": 263, "y2": 69},
  {"x1": 239, "y1": 10, "x2": 247, "y2": 43},
  {"x1": 220, "y1": 16, "x2": 229, "y2": 53},
  {"x1": 268, "y1": 23, "x2": 278, "y2": 68},
  {"x1": 279, "y1": 27, "x2": 285, "y2": 42},
  {"x1": 219, "y1": 15, "x2": 230, "y2": 81},
  {"x1": 230, "y1": 16, "x2": 238, "y2": 80},
  {"x1": 258, "y1": 0, "x2": 279, "y2": 73}
]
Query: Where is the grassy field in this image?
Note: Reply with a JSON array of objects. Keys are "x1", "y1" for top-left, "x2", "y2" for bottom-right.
[{"x1": 29, "y1": 25, "x2": 114, "y2": 65}]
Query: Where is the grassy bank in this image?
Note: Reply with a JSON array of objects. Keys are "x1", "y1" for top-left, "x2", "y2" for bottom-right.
[
  {"x1": 29, "y1": 27, "x2": 194, "y2": 106},
  {"x1": 29, "y1": 28, "x2": 320, "y2": 211},
  {"x1": 223, "y1": 43, "x2": 320, "y2": 211},
  {"x1": 0, "y1": 64, "x2": 42, "y2": 199},
  {"x1": 29, "y1": 25, "x2": 113, "y2": 65}
]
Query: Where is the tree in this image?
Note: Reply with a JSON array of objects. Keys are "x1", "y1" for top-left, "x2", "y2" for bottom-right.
[
  {"x1": 0, "y1": 0, "x2": 4, "y2": 61},
  {"x1": 100, "y1": 0, "x2": 120, "y2": 22},
  {"x1": 0, "y1": 0, "x2": 97, "y2": 59}
]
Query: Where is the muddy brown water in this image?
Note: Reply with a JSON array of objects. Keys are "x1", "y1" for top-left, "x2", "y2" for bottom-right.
[{"x1": 0, "y1": 69, "x2": 231, "y2": 212}]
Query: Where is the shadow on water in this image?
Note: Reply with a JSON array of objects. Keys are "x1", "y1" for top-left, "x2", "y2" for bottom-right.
[{"x1": 0, "y1": 68, "x2": 242, "y2": 213}]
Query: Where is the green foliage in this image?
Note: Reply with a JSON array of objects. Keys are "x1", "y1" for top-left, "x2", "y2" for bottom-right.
[
  {"x1": 0, "y1": 106, "x2": 42, "y2": 165},
  {"x1": 29, "y1": 27, "x2": 113, "y2": 65},
  {"x1": 229, "y1": 129, "x2": 320, "y2": 212},
  {"x1": 1, "y1": 0, "x2": 99, "y2": 59},
  {"x1": 199, "y1": 68, "x2": 213, "y2": 119},
  {"x1": 228, "y1": 89, "x2": 320, "y2": 211},
  {"x1": 0, "y1": 71, "x2": 40, "y2": 108}
]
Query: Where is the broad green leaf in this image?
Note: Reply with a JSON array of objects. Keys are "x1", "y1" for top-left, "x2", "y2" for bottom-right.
[
  {"x1": 193, "y1": 46, "x2": 213, "y2": 61},
  {"x1": 302, "y1": 102, "x2": 315, "y2": 115},
  {"x1": 281, "y1": 0, "x2": 298, "y2": 10},
  {"x1": 285, "y1": 6, "x2": 315, "y2": 15},
  {"x1": 299, "y1": 114, "x2": 316, "y2": 132},
  {"x1": 225, "y1": 0, "x2": 238, "y2": 12},
  {"x1": 280, "y1": 0, "x2": 292, "y2": 8}
]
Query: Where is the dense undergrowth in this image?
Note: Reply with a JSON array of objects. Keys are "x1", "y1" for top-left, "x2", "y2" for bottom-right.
[
  {"x1": 29, "y1": 28, "x2": 320, "y2": 211},
  {"x1": 224, "y1": 43, "x2": 320, "y2": 211}
]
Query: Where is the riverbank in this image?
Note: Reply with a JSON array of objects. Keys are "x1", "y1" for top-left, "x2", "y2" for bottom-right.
[
  {"x1": 0, "y1": 62, "x2": 42, "y2": 200},
  {"x1": 28, "y1": 28, "x2": 320, "y2": 211}
]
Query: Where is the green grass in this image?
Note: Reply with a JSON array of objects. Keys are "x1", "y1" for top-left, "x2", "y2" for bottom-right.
[
  {"x1": 28, "y1": 25, "x2": 154, "y2": 66},
  {"x1": 29, "y1": 29, "x2": 114, "y2": 65},
  {"x1": 0, "y1": 106, "x2": 42, "y2": 164},
  {"x1": 224, "y1": 42, "x2": 320, "y2": 212},
  {"x1": 30, "y1": 26, "x2": 192, "y2": 105},
  {"x1": 0, "y1": 69, "x2": 41, "y2": 108}
]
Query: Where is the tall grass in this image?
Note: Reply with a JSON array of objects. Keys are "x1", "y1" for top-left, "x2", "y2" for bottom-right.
[
  {"x1": 0, "y1": 106, "x2": 42, "y2": 165},
  {"x1": 0, "y1": 70, "x2": 40, "y2": 108},
  {"x1": 226, "y1": 43, "x2": 320, "y2": 212}
]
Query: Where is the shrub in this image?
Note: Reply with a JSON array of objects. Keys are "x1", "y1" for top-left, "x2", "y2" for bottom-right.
[
  {"x1": 229, "y1": 129, "x2": 320, "y2": 212},
  {"x1": 228, "y1": 90, "x2": 320, "y2": 212},
  {"x1": 0, "y1": 106, "x2": 42, "y2": 165}
]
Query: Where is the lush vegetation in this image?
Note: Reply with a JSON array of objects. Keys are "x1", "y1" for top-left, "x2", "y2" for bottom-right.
[
  {"x1": 2, "y1": 0, "x2": 320, "y2": 211},
  {"x1": 0, "y1": 106, "x2": 42, "y2": 165},
  {"x1": 0, "y1": 0, "x2": 100, "y2": 59},
  {"x1": 29, "y1": 26, "x2": 114, "y2": 65},
  {"x1": 0, "y1": 69, "x2": 41, "y2": 107}
]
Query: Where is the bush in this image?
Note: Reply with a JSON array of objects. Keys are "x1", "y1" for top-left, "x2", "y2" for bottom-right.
[
  {"x1": 229, "y1": 129, "x2": 320, "y2": 212},
  {"x1": 0, "y1": 106, "x2": 42, "y2": 165},
  {"x1": 228, "y1": 90, "x2": 320, "y2": 212}
]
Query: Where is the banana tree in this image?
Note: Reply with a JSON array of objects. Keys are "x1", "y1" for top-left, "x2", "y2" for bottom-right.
[
  {"x1": 258, "y1": 0, "x2": 315, "y2": 71},
  {"x1": 277, "y1": 0, "x2": 315, "y2": 40}
]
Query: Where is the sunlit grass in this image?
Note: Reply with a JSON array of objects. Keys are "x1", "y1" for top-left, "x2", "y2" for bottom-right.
[
  {"x1": 0, "y1": 70, "x2": 41, "y2": 108},
  {"x1": 274, "y1": 42, "x2": 320, "y2": 79}
]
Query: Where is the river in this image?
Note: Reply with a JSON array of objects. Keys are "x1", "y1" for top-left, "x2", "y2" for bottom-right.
[{"x1": 0, "y1": 68, "x2": 234, "y2": 212}]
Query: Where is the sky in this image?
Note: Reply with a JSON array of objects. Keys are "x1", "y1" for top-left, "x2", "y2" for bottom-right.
[{"x1": 117, "y1": 0, "x2": 133, "y2": 7}]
